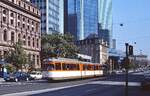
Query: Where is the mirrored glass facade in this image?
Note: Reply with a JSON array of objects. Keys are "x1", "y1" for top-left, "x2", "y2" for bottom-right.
[
  {"x1": 68, "y1": 0, "x2": 98, "y2": 40},
  {"x1": 67, "y1": 0, "x2": 112, "y2": 46},
  {"x1": 31, "y1": 0, "x2": 64, "y2": 34}
]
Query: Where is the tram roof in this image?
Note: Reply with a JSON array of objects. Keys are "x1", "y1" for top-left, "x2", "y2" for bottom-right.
[{"x1": 44, "y1": 58, "x2": 101, "y2": 65}]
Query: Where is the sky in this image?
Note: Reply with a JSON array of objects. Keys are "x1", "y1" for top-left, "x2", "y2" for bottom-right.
[{"x1": 113, "y1": 0, "x2": 150, "y2": 58}]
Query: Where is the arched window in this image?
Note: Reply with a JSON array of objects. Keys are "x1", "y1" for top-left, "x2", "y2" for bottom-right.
[
  {"x1": 18, "y1": 15, "x2": 20, "y2": 20},
  {"x1": 3, "y1": 30, "x2": 7, "y2": 41},
  {"x1": 10, "y1": 13, "x2": 14, "y2": 17},
  {"x1": 3, "y1": 10, "x2": 6, "y2": 15}
]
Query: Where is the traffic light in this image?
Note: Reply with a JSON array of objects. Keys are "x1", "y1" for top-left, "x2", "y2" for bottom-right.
[{"x1": 129, "y1": 45, "x2": 133, "y2": 56}]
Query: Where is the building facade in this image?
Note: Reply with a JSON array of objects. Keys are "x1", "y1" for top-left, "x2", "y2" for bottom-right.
[
  {"x1": 30, "y1": 0, "x2": 64, "y2": 34},
  {"x1": 98, "y1": 0, "x2": 112, "y2": 47},
  {"x1": 66, "y1": 0, "x2": 112, "y2": 46},
  {"x1": 76, "y1": 38, "x2": 108, "y2": 64},
  {"x1": 0, "y1": 0, "x2": 41, "y2": 71},
  {"x1": 67, "y1": 0, "x2": 98, "y2": 40}
]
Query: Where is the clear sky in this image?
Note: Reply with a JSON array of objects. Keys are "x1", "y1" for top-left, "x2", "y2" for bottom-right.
[{"x1": 113, "y1": 0, "x2": 150, "y2": 58}]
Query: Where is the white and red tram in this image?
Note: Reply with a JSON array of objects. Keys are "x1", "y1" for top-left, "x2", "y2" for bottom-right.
[{"x1": 42, "y1": 58, "x2": 104, "y2": 80}]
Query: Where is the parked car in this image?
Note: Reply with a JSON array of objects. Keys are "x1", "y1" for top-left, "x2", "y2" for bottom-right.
[
  {"x1": 4, "y1": 72, "x2": 31, "y2": 82},
  {"x1": 141, "y1": 70, "x2": 150, "y2": 90},
  {"x1": 30, "y1": 71, "x2": 42, "y2": 80}
]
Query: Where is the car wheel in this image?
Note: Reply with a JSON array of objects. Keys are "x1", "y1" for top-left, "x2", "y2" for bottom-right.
[
  {"x1": 26, "y1": 77, "x2": 29, "y2": 81},
  {"x1": 15, "y1": 78, "x2": 18, "y2": 82}
]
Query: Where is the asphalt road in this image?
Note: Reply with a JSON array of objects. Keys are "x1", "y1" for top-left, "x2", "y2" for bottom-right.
[{"x1": 0, "y1": 73, "x2": 150, "y2": 96}]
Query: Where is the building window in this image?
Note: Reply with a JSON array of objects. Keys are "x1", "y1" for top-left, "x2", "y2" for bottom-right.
[
  {"x1": 18, "y1": 15, "x2": 20, "y2": 20},
  {"x1": 27, "y1": 25, "x2": 30, "y2": 30},
  {"x1": 11, "y1": 32, "x2": 15, "y2": 42},
  {"x1": 23, "y1": 17, "x2": 25, "y2": 21},
  {"x1": 18, "y1": 22, "x2": 20, "y2": 27},
  {"x1": 3, "y1": 10, "x2": 6, "y2": 15},
  {"x1": 24, "y1": 3, "x2": 26, "y2": 8},
  {"x1": 32, "y1": 27, "x2": 34, "y2": 31},
  {"x1": 18, "y1": 1, "x2": 21, "y2": 6},
  {"x1": 10, "y1": 13, "x2": 14, "y2": 17},
  {"x1": 23, "y1": 35, "x2": 26, "y2": 45},
  {"x1": 28, "y1": 36, "x2": 30, "y2": 46},
  {"x1": 23, "y1": 23, "x2": 25, "y2": 28},
  {"x1": 18, "y1": 34, "x2": 21, "y2": 41},
  {"x1": 33, "y1": 55, "x2": 35, "y2": 65},
  {"x1": 37, "y1": 55, "x2": 40, "y2": 65},
  {"x1": 3, "y1": 16, "x2": 6, "y2": 23},
  {"x1": 3, "y1": 30, "x2": 7, "y2": 41},
  {"x1": 32, "y1": 38, "x2": 35, "y2": 47},
  {"x1": 4, "y1": 51, "x2": 7, "y2": 58},
  {"x1": 36, "y1": 23, "x2": 39, "y2": 32},
  {"x1": 10, "y1": 19, "x2": 14, "y2": 25},
  {"x1": 37, "y1": 39, "x2": 39, "y2": 48},
  {"x1": 33, "y1": 8, "x2": 34, "y2": 13},
  {"x1": 28, "y1": 6, "x2": 30, "y2": 10}
]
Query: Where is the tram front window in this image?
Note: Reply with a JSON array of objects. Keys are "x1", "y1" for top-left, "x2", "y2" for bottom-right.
[{"x1": 47, "y1": 64, "x2": 55, "y2": 71}]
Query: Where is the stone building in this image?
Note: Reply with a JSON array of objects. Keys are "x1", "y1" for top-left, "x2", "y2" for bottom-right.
[
  {"x1": 0, "y1": 0, "x2": 41, "y2": 70},
  {"x1": 76, "y1": 38, "x2": 108, "y2": 64}
]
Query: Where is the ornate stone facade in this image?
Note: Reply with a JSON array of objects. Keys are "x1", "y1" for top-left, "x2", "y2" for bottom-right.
[
  {"x1": 76, "y1": 38, "x2": 108, "y2": 64},
  {"x1": 0, "y1": 0, "x2": 41, "y2": 69}
]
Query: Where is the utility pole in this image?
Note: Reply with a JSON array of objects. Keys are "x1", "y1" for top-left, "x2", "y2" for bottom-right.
[
  {"x1": 125, "y1": 43, "x2": 134, "y2": 96},
  {"x1": 125, "y1": 43, "x2": 129, "y2": 96}
]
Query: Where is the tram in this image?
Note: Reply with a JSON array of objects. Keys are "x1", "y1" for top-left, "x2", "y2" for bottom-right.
[{"x1": 42, "y1": 58, "x2": 104, "y2": 80}]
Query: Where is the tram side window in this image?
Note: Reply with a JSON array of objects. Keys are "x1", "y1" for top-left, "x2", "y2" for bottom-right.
[
  {"x1": 62, "y1": 64, "x2": 69, "y2": 70},
  {"x1": 87, "y1": 65, "x2": 92, "y2": 70},
  {"x1": 76, "y1": 64, "x2": 80, "y2": 70},
  {"x1": 47, "y1": 64, "x2": 55, "y2": 71},
  {"x1": 83, "y1": 65, "x2": 87, "y2": 70},
  {"x1": 55, "y1": 63, "x2": 61, "y2": 70},
  {"x1": 69, "y1": 64, "x2": 79, "y2": 70}
]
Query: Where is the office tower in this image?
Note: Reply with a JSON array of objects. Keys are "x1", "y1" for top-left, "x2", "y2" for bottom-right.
[{"x1": 31, "y1": 0, "x2": 64, "y2": 34}]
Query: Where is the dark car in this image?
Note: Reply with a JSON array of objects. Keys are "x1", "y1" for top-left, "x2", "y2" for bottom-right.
[{"x1": 4, "y1": 72, "x2": 31, "y2": 82}]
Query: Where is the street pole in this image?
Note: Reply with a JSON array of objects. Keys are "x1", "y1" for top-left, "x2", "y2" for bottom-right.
[{"x1": 125, "y1": 43, "x2": 129, "y2": 96}]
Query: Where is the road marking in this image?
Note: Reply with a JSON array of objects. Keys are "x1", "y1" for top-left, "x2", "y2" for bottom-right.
[
  {"x1": 86, "y1": 88, "x2": 97, "y2": 92},
  {"x1": 89, "y1": 81, "x2": 141, "y2": 86},
  {"x1": 1, "y1": 83, "x2": 88, "y2": 96}
]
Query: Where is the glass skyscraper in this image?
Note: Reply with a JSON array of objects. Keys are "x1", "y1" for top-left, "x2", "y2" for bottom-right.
[
  {"x1": 67, "y1": 0, "x2": 98, "y2": 40},
  {"x1": 98, "y1": 0, "x2": 112, "y2": 46},
  {"x1": 67, "y1": 0, "x2": 112, "y2": 46},
  {"x1": 30, "y1": 0, "x2": 64, "y2": 34}
]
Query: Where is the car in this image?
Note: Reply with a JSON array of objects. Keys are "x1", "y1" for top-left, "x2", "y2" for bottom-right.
[
  {"x1": 4, "y1": 72, "x2": 31, "y2": 82},
  {"x1": 141, "y1": 70, "x2": 150, "y2": 90},
  {"x1": 30, "y1": 71, "x2": 42, "y2": 80}
]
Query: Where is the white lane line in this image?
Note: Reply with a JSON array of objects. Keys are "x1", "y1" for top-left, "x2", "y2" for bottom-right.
[
  {"x1": 86, "y1": 88, "x2": 97, "y2": 92},
  {"x1": 1, "y1": 83, "x2": 87, "y2": 96},
  {"x1": 89, "y1": 81, "x2": 141, "y2": 86}
]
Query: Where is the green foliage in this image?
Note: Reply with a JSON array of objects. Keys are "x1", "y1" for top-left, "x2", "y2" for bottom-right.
[
  {"x1": 5, "y1": 64, "x2": 16, "y2": 73},
  {"x1": 5, "y1": 41, "x2": 27, "y2": 70},
  {"x1": 41, "y1": 33, "x2": 79, "y2": 59}
]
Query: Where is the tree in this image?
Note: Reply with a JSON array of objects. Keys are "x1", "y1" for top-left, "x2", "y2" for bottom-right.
[
  {"x1": 41, "y1": 33, "x2": 79, "y2": 60},
  {"x1": 6, "y1": 41, "x2": 27, "y2": 71}
]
